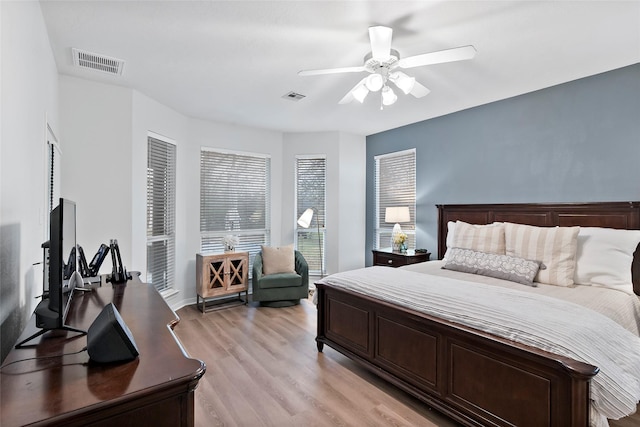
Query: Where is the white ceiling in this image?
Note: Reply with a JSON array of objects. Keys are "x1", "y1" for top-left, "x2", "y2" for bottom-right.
[{"x1": 40, "y1": 1, "x2": 640, "y2": 136}]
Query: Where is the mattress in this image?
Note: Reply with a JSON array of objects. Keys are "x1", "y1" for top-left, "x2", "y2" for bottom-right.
[{"x1": 401, "y1": 260, "x2": 640, "y2": 337}]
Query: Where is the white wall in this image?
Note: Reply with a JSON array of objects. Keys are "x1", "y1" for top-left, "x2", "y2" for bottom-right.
[
  {"x1": 336, "y1": 132, "x2": 366, "y2": 272},
  {"x1": 60, "y1": 78, "x2": 287, "y2": 309},
  {"x1": 0, "y1": 1, "x2": 60, "y2": 360},
  {"x1": 0, "y1": 1, "x2": 365, "y2": 364},
  {"x1": 46, "y1": 55, "x2": 366, "y2": 315},
  {"x1": 59, "y1": 76, "x2": 133, "y2": 270},
  {"x1": 282, "y1": 132, "x2": 366, "y2": 276}
]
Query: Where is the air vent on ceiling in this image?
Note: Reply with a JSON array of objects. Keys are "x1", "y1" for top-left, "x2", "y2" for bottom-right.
[
  {"x1": 72, "y1": 48, "x2": 125, "y2": 76},
  {"x1": 282, "y1": 91, "x2": 306, "y2": 101}
]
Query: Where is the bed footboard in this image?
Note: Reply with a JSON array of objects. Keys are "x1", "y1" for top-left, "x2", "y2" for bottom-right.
[{"x1": 315, "y1": 284, "x2": 598, "y2": 427}]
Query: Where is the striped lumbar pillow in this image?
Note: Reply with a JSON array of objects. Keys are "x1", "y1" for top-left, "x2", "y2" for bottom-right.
[
  {"x1": 452, "y1": 221, "x2": 506, "y2": 255},
  {"x1": 504, "y1": 222, "x2": 580, "y2": 287}
]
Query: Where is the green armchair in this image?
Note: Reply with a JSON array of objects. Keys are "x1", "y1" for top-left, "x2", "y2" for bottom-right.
[{"x1": 252, "y1": 250, "x2": 309, "y2": 307}]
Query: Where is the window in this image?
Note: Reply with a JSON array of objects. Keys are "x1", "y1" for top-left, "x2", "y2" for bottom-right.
[
  {"x1": 146, "y1": 135, "x2": 176, "y2": 292},
  {"x1": 374, "y1": 149, "x2": 416, "y2": 249},
  {"x1": 200, "y1": 148, "x2": 270, "y2": 270},
  {"x1": 295, "y1": 156, "x2": 326, "y2": 275}
]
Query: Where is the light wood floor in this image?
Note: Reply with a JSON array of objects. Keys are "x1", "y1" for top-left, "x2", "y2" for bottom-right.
[{"x1": 174, "y1": 298, "x2": 639, "y2": 427}]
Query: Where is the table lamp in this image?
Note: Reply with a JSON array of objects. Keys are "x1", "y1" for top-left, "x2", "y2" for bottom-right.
[{"x1": 385, "y1": 206, "x2": 410, "y2": 250}]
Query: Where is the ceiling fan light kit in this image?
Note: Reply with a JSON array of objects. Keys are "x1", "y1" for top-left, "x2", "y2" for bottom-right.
[
  {"x1": 298, "y1": 25, "x2": 476, "y2": 108},
  {"x1": 382, "y1": 86, "x2": 398, "y2": 106},
  {"x1": 389, "y1": 72, "x2": 416, "y2": 95},
  {"x1": 365, "y1": 73, "x2": 384, "y2": 91},
  {"x1": 352, "y1": 83, "x2": 369, "y2": 103}
]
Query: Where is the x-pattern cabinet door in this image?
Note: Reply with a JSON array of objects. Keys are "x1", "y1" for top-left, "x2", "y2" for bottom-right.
[{"x1": 226, "y1": 256, "x2": 248, "y2": 292}]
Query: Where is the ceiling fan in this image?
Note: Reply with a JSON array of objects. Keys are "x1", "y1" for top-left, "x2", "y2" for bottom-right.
[{"x1": 298, "y1": 26, "x2": 476, "y2": 108}]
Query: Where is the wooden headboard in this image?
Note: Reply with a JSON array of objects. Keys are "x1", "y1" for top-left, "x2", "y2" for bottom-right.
[{"x1": 436, "y1": 202, "x2": 640, "y2": 296}]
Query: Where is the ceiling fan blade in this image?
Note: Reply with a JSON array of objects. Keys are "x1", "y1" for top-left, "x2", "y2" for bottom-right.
[
  {"x1": 338, "y1": 92, "x2": 354, "y2": 105},
  {"x1": 398, "y1": 45, "x2": 477, "y2": 69},
  {"x1": 338, "y1": 77, "x2": 368, "y2": 104},
  {"x1": 298, "y1": 66, "x2": 365, "y2": 76},
  {"x1": 409, "y1": 80, "x2": 430, "y2": 98},
  {"x1": 369, "y1": 26, "x2": 393, "y2": 61}
]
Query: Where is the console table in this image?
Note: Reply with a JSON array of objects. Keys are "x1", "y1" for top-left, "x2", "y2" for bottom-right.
[
  {"x1": 196, "y1": 251, "x2": 249, "y2": 312},
  {"x1": 1, "y1": 279, "x2": 205, "y2": 427}
]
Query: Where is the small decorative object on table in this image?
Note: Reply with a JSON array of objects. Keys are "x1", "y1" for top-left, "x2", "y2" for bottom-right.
[
  {"x1": 222, "y1": 234, "x2": 239, "y2": 253},
  {"x1": 392, "y1": 231, "x2": 407, "y2": 252}
]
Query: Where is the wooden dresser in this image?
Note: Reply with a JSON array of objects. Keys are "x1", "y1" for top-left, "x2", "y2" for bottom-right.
[{"x1": 0, "y1": 279, "x2": 205, "y2": 427}]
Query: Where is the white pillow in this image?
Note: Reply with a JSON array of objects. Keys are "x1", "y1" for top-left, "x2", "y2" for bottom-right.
[
  {"x1": 574, "y1": 227, "x2": 640, "y2": 291},
  {"x1": 452, "y1": 221, "x2": 506, "y2": 255},
  {"x1": 504, "y1": 223, "x2": 579, "y2": 287},
  {"x1": 443, "y1": 221, "x2": 456, "y2": 261}
]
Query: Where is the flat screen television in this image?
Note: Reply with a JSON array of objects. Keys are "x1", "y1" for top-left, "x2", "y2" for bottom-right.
[
  {"x1": 15, "y1": 198, "x2": 86, "y2": 348},
  {"x1": 48, "y1": 198, "x2": 80, "y2": 320}
]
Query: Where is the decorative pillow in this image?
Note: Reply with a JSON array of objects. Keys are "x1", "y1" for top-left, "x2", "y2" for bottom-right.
[
  {"x1": 504, "y1": 223, "x2": 579, "y2": 287},
  {"x1": 443, "y1": 221, "x2": 456, "y2": 261},
  {"x1": 442, "y1": 248, "x2": 542, "y2": 287},
  {"x1": 261, "y1": 244, "x2": 295, "y2": 275},
  {"x1": 452, "y1": 221, "x2": 506, "y2": 255},
  {"x1": 574, "y1": 227, "x2": 640, "y2": 290}
]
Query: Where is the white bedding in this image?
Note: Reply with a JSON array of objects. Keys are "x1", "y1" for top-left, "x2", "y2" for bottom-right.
[
  {"x1": 317, "y1": 265, "x2": 640, "y2": 427},
  {"x1": 402, "y1": 260, "x2": 640, "y2": 337}
]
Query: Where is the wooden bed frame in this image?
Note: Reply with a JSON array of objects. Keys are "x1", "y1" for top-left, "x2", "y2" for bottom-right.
[{"x1": 316, "y1": 202, "x2": 640, "y2": 427}]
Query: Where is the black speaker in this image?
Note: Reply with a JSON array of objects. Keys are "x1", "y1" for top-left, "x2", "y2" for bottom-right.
[{"x1": 87, "y1": 303, "x2": 139, "y2": 363}]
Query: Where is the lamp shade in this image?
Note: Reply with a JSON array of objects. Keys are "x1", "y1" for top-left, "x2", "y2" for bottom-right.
[
  {"x1": 389, "y1": 71, "x2": 416, "y2": 95},
  {"x1": 365, "y1": 73, "x2": 384, "y2": 92},
  {"x1": 385, "y1": 206, "x2": 410, "y2": 223},
  {"x1": 381, "y1": 86, "x2": 398, "y2": 106},
  {"x1": 297, "y1": 208, "x2": 314, "y2": 228}
]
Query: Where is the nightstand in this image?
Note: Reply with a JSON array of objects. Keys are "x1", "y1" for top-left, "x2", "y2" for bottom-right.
[{"x1": 372, "y1": 248, "x2": 431, "y2": 267}]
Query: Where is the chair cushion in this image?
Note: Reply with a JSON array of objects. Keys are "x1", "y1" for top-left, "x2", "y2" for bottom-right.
[
  {"x1": 261, "y1": 244, "x2": 296, "y2": 275},
  {"x1": 258, "y1": 273, "x2": 302, "y2": 289}
]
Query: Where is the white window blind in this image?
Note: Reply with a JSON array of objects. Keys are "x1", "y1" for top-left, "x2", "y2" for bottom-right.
[
  {"x1": 200, "y1": 149, "x2": 270, "y2": 270},
  {"x1": 146, "y1": 136, "x2": 176, "y2": 292},
  {"x1": 374, "y1": 149, "x2": 416, "y2": 249},
  {"x1": 295, "y1": 156, "x2": 326, "y2": 275}
]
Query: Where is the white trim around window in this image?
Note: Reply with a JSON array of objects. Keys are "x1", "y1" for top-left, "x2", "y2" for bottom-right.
[
  {"x1": 146, "y1": 133, "x2": 177, "y2": 293},
  {"x1": 374, "y1": 148, "x2": 417, "y2": 250}
]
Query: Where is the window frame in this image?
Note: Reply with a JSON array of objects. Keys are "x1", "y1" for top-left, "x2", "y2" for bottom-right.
[
  {"x1": 146, "y1": 133, "x2": 177, "y2": 293},
  {"x1": 199, "y1": 147, "x2": 271, "y2": 272},
  {"x1": 294, "y1": 155, "x2": 326, "y2": 276},
  {"x1": 374, "y1": 148, "x2": 417, "y2": 250}
]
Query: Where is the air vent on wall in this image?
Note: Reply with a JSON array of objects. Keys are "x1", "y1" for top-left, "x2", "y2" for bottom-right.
[
  {"x1": 72, "y1": 48, "x2": 125, "y2": 76},
  {"x1": 282, "y1": 91, "x2": 306, "y2": 101}
]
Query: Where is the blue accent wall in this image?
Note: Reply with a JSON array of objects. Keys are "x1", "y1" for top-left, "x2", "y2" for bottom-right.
[{"x1": 366, "y1": 64, "x2": 640, "y2": 265}]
